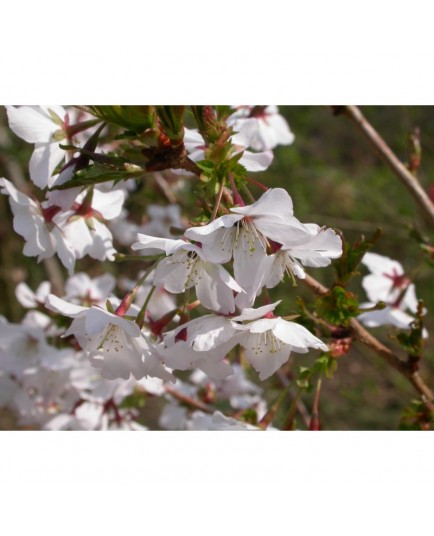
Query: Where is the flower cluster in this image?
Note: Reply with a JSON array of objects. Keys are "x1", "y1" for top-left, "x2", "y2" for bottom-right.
[{"x1": 0, "y1": 104, "x2": 360, "y2": 430}]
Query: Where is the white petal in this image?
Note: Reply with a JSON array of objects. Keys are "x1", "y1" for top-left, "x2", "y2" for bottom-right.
[
  {"x1": 358, "y1": 306, "x2": 412, "y2": 329},
  {"x1": 273, "y1": 319, "x2": 328, "y2": 351},
  {"x1": 362, "y1": 274, "x2": 393, "y2": 303},
  {"x1": 233, "y1": 301, "x2": 280, "y2": 322},
  {"x1": 196, "y1": 263, "x2": 237, "y2": 314},
  {"x1": 29, "y1": 142, "x2": 66, "y2": 189},
  {"x1": 92, "y1": 188, "x2": 126, "y2": 220},
  {"x1": 231, "y1": 188, "x2": 293, "y2": 219},
  {"x1": 402, "y1": 283, "x2": 419, "y2": 313},
  {"x1": 153, "y1": 251, "x2": 200, "y2": 293},
  {"x1": 233, "y1": 228, "x2": 267, "y2": 292},
  {"x1": 86, "y1": 307, "x2": 141, "y2": 338},
  {"x1": 241, "y1": 332, "x2": 292, "y2": 380},
  {"x1": 195, "y1": 357, "x2": 234, "y2": 380},
  {"x1": 239, "y1": 150, "x2": 274, "y2": 172},
  {"x1": 282, "y1": 226, "x2": 343, "y2": 267},
  {"x1": 362, "y1": 252, "x2": 403, "y2": 276},
  {"x1": 15, "y1": 282, "x2": 37, "y2": 308},
  {"x1": 132, "y1": 234, "x2": 186, "y2": 255},
  {"x1": 45, "y1": 294, "x2": 88, "y2": 317},
  {"x1": 6, "y1": 106, "x2": 60, "y2": 143},
  {"x1": 185, "y1": 214, "x2": 242, "y2": 238}
]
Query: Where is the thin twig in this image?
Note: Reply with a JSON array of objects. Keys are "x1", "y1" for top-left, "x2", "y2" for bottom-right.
[
  {"x1": 276, "y1": 370, "x2": 311, "y2": 428},
  {"x1": 301, "y1": 273, "x2": 434, "y2": 410},
  {"x1": 343, "y1": 106, "x2": 434, "y2": 227},
  {"x1": 210, "y1": 178, "x2": 225, "y2": 221},
  {"x1": 164, "y1": 386, "x2": 214, "y2": 414},
  {"x1": 309, "y1": 378, "x2": 322, "y2": 431},
  {"x1": 153, "y1": 172, "x2": 178, "y2": 204}
]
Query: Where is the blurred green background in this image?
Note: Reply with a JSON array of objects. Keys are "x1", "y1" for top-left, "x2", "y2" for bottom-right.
[{"x1": 0, "y1": 106, "x2": 433, "y2": 430}]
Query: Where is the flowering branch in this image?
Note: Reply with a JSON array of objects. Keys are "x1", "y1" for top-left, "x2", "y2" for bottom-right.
[{"x1": 302, "y1": 273, "x2": 434, "y2": 410}]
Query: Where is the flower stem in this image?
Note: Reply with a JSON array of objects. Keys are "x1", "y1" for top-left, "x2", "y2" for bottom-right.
[
  {"x1": 283, "y1": 388, "x2": 303, "y2": 430},
  {"x1": 245, "y1": 175, "x2": 269, "y2": 192},
  {"x1": 210, "y1": 177, "x2": 226, "y2": 221},
  {"x1": 309, "y1": 378, "x2": 322, "y2": 431},
  {"x1": 136, "y1": 285, "x2": 156, "y2": 329}
]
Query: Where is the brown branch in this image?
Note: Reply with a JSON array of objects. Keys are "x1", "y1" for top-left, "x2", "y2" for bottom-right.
[
  {"x1": 309, "y1": 378, "x2": 322, "y2": 431},
  {"x1": 164, "y1": 386, "x2": 214, "y2": 414},
  {"x1": 276, "y1": 370, "x2": 311, "y2": 428},
  {"x1": 153, "y1": 172, "x2": 178, "y2": 204},
  {"x1": 342, "y1": 105, "x2": 434, "y2": 227},
  {"x1": 301, "y1": 273, "x2": 434, "y2": 410}
]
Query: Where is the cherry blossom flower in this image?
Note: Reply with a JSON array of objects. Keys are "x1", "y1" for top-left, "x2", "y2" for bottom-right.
[
  {"x1": 6, "y1": 105, "x2": 69, "y2": 189},
  {"x1": 357, "y1": 252, "x2": 427, "y2": 334},
  {"x1": 139, "y1": 203, "x2": 184, "y2": 238},
  {"x1": 45, "y1": 294, "x2": 174, "y2": 382},
  {"x1": 131, "y1": 234, "x2": 244, "y2": 314},
  {"x1": 186, "y1": 188, "x2": 309, "y2": 263},
  {"x1": 0, "y1": 316, "x2": 75, "y2": 377},
  {"x1": 45, "y1": 401, "x2": 147, "y2": 431},
  {"x1": 0, "y1": 177, "x2": 76, "y2": 272},
  {"x1": 161, "y1": 302, "x2": 327, "y2": 381},
  {"x1": 109, "y1": 209, "x2": 141, "y2": 246},
  {"x1": 233, "y1": 302, "x2": 328, "y2": 380},
  {"x1": 361, "y1": 253, "x2": 418, "y2": 311},
  {"x1": 158, "y1": 312, "x2": 244, "y2": 377},
  {"x1": 15, "y1": 281, "x2": 51, "y2": 309},
  {"x1": 268, "y1": 224, "x2": 342, "y2": 279},
  {"x1": 190, "y1": 365, "x2": 266, "y2": 416},
  {"x1": 64, "y1": 272, "x2": 116, "y2": 306},
  {"x1": 185, "y1": 188, "x2": 310, "y2": 307},
  {"x1": 59, "y1": 187, "x2": 125, "y2": 263},
  {"x1": 235, "y1": 223, "x2": 342, "y2": 309},
  {"x1": 227, "y1": 105, "x2": 295, "y2": 151}
]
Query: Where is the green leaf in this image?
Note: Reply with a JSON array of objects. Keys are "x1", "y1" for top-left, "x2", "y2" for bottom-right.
[
  {"x1": 156, "y1": 106, "x2": 185, "y2": 142},
  {"x1": 82, "y1": 106, "x2": 156, "y2": 133},
  {"x1": 315, "y1": 286, "x2": 359, "y2": 326},
  {"x1": 195, "y1": 160, "x2": 215, "y2": 173},
  {"x1": 334, "y1": 229, "x2": 382, "y2": 286},
  {"x1": 53, "y1": 163, "x2": 143, "y2": 189},
  {"x1": 399, "y1": 399, "x2": 432, "y2": 430}
]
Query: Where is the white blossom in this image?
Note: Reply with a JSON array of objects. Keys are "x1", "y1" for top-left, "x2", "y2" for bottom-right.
[
  {"x1": 227, "y1": 105, "x2": 295, "y2": 151},
  {"x1": 0, "y1": 178, "x2": 76, "y2": 272},
  {"x1": 45, "y1": 294, "x2": 174, "y2": 382},
  {"x1": 357, "y1": 252, "x2": 427, "y2": 335},
  {"x1": 6, "y1": 105, "x2": 69, "y2": 188},
  {"x1": 132, "y1": 234, "x2": 244, "y2": 314}
]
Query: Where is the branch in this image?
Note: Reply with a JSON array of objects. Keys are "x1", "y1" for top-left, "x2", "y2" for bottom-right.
[
  {"x1": 342, "y1": 105, "x2": 434, "y2": 227},
  {"x1": 164, "y1": 386, "x2": 214, "y2": 414},
  {"x1": 301, "y1": 273, "x2": 434, "y2": 410}
]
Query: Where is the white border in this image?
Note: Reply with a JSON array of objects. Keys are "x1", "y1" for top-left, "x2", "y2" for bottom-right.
[
  {"x1": 1, "y1": 3, "x2": 434, "y2": 534},
  {"x1": 1, "y1": 1, "x2": 434, "y2": 103},
  {"x1": 1, "y1": 432, "x2": 434, "y2": 534}
]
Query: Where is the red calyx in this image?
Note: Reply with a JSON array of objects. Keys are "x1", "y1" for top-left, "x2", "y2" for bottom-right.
[
  {"x1": 175, "y1": 327, "x2": 188, "y2": 343},
  {"x1": 41, "y1": 204, "x2": 62, "y2": 223}
]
